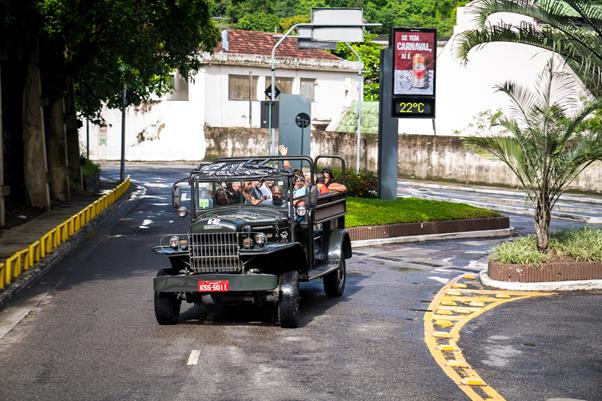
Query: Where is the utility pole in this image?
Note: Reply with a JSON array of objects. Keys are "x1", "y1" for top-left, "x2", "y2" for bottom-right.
[
  {"x1": 86, "y1": 119, "x2": 90, "y2": 159},
  {"x1": 0, "y1": 64, "x2": 5, "y2": 227},
  {"x1": 120, "y1": 83, "x2": 126, "y2": 182},
  {"x1": 345, "y1": 42, "x2": 363, "y2": 173}
]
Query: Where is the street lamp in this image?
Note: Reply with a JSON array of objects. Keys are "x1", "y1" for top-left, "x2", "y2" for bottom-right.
[{"x1": 269, "y1": 21, "x2": 380, "y2": 155}]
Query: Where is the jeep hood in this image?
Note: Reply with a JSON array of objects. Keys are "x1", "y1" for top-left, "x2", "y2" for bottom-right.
[{"x1": 190, "y1": 207, "x2": 288, "y2": 233}]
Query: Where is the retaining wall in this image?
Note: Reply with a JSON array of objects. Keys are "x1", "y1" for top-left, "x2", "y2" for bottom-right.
[{"x1": 204, "y1": 127, "x2": 602, "y2": 193}]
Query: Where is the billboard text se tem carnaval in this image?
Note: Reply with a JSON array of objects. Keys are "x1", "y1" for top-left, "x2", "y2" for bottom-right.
[{"x1": 391, "y1": 28, "x2": 437, "y2": 118}]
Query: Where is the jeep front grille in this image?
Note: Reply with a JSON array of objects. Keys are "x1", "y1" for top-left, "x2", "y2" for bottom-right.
[{"x1": 188, "y1": 233, "x2": 241, "y2": 273}]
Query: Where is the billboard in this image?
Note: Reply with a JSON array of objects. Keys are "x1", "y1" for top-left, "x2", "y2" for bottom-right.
[{"x1": 391, "y1": 28, "x2": 437, "y2": 118}]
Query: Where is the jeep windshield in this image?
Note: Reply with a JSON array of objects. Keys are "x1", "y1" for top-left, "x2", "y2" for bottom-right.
[{"x1": 194, "y1": 178, "x2": 292, "y2": 211}]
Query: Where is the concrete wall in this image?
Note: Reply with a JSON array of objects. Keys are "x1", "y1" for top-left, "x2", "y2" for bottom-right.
[{"x1": 204, "y1": 127, "x2": 602, "y2": 193}]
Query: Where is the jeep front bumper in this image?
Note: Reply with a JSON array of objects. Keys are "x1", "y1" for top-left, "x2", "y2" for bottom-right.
[{"x1": 153, "y1": 273, "x2": 278, "y2": 293}]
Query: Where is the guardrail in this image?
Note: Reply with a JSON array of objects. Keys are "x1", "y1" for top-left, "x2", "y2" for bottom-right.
[{"x1": 0, "y1": 177, "x2": 131, "y2": 290}]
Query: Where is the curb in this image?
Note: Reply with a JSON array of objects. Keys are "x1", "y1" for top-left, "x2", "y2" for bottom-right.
[
  {"x1": 351, "y1": 227, "x2": 513, "y2": 248},
  {"x1": 0, "y1": 185, "x2": 140, "y2": 311},
  {"x1": 479, "y1": 270, "x2": 602, "y2": 291}
]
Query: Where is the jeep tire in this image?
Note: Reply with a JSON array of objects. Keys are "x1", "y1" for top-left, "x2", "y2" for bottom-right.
[
  {"x1": 323, "y1": 257, "x2": 346, "y2": 297},
  {"x1": 278, "y1": 271, "x2": 300, "y2": 328},
  {"x1": 154, "y1": 269, "x2": 181, "y2": 325}
]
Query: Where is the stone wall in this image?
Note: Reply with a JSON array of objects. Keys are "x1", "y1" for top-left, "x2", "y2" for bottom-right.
[{"x1": 204, "y1": 126, "x2": 602, "y2": 193}]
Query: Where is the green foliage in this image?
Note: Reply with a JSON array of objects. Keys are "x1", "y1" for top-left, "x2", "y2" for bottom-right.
[
  {"x1": 551, "y1": 227, "x2": 602, "y2": 262},
  {"x1": 332, "y1": 34, "x2": 383, "y2": 101},
  {"x1": 346, "y1": 197, "x2": 501, "y2": 227},
  {"x1": 457, "y1": 0, "x2": 602, "y2": 97},
  {"x1": 491, "y1": 227, "x2": 602, "y2": 264},
  {"x1": 345, "y1": 170, "x2": 378, "y2": 197},
  {"x1": 33, "y1": 0, "x2": 219, "y2": 120},
  {"x1": 81, "y1": 158, "x2": 101, "y2": 177},
  {"x1": 236, "y1": 11, "x2": 281, "y2": 31},
  {"x1": 490, "y1": 236, "x2": 551, "y2": 264},
  {"x1": 280, "y1": 15, "x2": 310, "y2": 31},
  {"x1": 463, "y1": 59, "x2": 602, "y2": 250},
  {"x1": 213, "y1": 0, "x2": 466, "y2": 39}
]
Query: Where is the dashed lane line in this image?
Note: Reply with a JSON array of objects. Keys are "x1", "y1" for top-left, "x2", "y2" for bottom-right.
[
  {"x1": 187, "y1": 350, "x2": 201, "y2": 366},
  {"x1": 424, "y1": 273, "x2": 553, "y2": 401}
]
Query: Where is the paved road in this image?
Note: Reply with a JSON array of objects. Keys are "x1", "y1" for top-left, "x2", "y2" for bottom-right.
[
  {"x1": 0, "y1": 165, "x2": 599, "y2": 401},
  {"x1": 398, "y1": 178, "x2": 602, "y2": 227}
]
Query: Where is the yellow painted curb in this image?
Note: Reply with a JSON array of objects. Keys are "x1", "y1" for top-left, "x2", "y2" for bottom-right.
[
  {"x1": 0, "y1": 177, "x2": 131, "y2": 290},
  {"x1": 424, "y1": 273, "x2": 553, "y2": 401}
]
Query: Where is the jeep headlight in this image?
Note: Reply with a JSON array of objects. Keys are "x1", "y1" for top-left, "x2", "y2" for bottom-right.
[
  {"x1": 169, "y1": 236, "x2": 179, "y2": 249},
  {"x1": 254, "y1": 232, "x2": 266, "y2": 246},
  {"x1": 295, "y1": 205, "x2": 307, "y2": 217},
  {"x1": 242, "y1": 236, "x2": 254, "y2": 249}
]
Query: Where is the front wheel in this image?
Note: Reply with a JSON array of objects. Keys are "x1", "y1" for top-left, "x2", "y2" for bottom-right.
[
  {"x1": 278, "y1": 271, "x2": 300, "y2": 328},
  {"x1": 323, "y1": 258, "x2": 346, "y2": 297},
  {"x1": 154, "y1": 269, "x2": 181, "y2": 325}
]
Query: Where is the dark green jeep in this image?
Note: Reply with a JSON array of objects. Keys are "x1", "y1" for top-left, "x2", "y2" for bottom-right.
[{"x1": 152, "y1": 155, "x2": 352, "y2": 328}]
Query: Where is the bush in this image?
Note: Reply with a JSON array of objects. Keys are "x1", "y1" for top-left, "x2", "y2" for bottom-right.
[
  {"x1": 490, "y1": 227, "x2": 602, "y2": 264},
  {"x1": 81, "y1": 158, "x2": 101, "y2": 177},
  {"x1": 318, "y1": 166, "x2": 378, "y2": 198}
]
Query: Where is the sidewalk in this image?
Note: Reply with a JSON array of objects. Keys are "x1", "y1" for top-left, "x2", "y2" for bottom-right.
[{"x1": 0, "y1": 198, "x2": 94, "y2": 261}]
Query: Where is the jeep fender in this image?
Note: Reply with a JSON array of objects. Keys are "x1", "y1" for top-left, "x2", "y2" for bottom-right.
[{"x1": 325, "y1": 229, "x2": 352, "y2": 264}]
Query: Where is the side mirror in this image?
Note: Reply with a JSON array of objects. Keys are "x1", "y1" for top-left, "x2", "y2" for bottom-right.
[{"x1": 172, "y1": 186, "x2": 182, "y2": 208}]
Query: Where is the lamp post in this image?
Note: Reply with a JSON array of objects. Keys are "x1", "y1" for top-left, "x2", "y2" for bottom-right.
[
  {"x1": 269, "y1": 21, "x2": 380, "y2": 155},
  {"x1": 345, "y1": 42, "x2": 363, "y2": 173}
]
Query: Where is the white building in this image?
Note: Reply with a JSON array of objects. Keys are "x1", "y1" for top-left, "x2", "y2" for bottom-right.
[{"x1": 81, "y1": 29, "x2": 360, "y2": 161}]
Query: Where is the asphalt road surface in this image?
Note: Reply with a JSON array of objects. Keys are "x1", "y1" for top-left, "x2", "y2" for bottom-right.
[{"x1": 0, "y1": 165, "x2": 599, "y2": 401}]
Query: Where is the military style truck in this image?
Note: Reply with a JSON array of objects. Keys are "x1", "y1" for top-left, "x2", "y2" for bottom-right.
[{"x1": 152, "y1": 155, "x2": 352, "y2": 328}]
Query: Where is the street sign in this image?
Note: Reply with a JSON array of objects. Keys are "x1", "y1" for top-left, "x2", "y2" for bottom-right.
[
  {"x1": 295, "y1": 112, "x2": 311, "y2": 128},
  {"x1": 264, "y1": 85, "x2": 281, "y2": 99},
  {"x1": 391, "y1": 27, "x2": 437, "y2": 119},
  {"x1": 260, "y1": 101, "x2": 279, "y2": 128}
]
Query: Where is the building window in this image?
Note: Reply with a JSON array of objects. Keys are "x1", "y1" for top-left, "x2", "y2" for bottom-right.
[
  {"x1": 228, "y1": 75, "x2": 258, "y2": 101},
  {"x1": 265, "y1": 77, "x2": 293, "y2": 99},
  {"x1": 167, "y1": 70, "x2": 189, "y2": 101},
  {"x1": 300, "y1": 78, "x2": 316, "y2": 101}
]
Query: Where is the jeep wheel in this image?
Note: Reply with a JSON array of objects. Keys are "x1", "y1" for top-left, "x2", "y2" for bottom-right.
[
  {"x1": 154, "y1": 269, "x2": 181, "y2": 325},
  {"x1": 323, "y1": 257, "x2": 346, "y2": 297},
  {"x1": 278, "y1": 271, "x2": 300, "y2": 328}
]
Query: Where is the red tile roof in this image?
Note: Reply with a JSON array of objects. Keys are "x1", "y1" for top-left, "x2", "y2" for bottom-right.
[{"x1": 216, "y1": 29, "x2": 341, "y2": 61}]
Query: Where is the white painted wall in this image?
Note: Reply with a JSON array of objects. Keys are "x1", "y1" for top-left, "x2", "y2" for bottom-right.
[
  {"x1": 81, "y1": 60, "x2": 358, "y2": 160},
  {"x1": 202, "y1": 64, "x2": 358, "y2": 128}
]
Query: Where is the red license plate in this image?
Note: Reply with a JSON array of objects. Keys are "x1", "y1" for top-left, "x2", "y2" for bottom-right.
[{"x1": 198, "y1": 280, "x2": 229, "y2": 292}]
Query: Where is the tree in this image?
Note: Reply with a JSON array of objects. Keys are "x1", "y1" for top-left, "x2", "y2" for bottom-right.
[
  {"x1": 456, "y1": 0, "x2": 602, "y2": 97},
  {"x1": 332, "y1": 34, "x2": 384, "y2": 101},
  {"x1": 235, "y1": 11, "x2": 281, "y2": 32},
  {"x1": 464, "y1": 60, "x2": 602, "y2": 251}
]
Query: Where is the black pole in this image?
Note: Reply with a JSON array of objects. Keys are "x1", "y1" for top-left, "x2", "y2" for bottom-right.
[
  {"x1": 377, "y1": 48, "x2": 399, "y2": 199},
  {"x1": 120, "y1": 84, "x2": 126, "y2": 182},
  {"x1": 86, "y1": 119, "x2": 90, "y2": 159}
]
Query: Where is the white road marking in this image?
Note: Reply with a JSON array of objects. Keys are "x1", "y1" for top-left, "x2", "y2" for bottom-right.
[
  {"x1": 187, "y1": 350, "x2": 201, "y2": 365},
  {"x1": 428, "y1": 276, "x2": 449, "y2": 284}
]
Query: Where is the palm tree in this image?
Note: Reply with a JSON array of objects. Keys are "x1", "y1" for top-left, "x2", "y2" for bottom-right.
[
  {"x1": 464, "y1": 59, "x2": 602, "y2": 251},
  {"x1": 456, "y1": 0, "x2": 602, "y2": 97}
]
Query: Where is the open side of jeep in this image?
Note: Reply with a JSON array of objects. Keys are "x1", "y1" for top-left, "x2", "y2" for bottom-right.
[{"x1": 152, "y1": 154, "x2": 352, "y2": 328}]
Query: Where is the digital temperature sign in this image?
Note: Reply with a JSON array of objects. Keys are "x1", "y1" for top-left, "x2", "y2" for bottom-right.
[{"x1": 391, "y1": 27, "x2": 437, "y2": 119}]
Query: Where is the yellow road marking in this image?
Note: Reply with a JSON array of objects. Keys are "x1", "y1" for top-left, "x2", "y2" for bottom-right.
[{"x1": 424, "y1": 274, "x2": 553, "y2": 401}]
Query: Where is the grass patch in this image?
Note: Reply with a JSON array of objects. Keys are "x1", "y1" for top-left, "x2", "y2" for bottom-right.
[
  {"x1": 490, "y1": 227, "x2": 602, "y2": 264},
  {"x1": 346, "y1": 197, "x2": 501, "y2": 228}
]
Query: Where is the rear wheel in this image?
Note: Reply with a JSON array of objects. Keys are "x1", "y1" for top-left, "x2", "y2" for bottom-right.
[
  {"x1": 154, "y1": 269, "x2": 181, "y2": 325},
  {"x1": 278, "y1": 271, "x2": 300, "y2": 328},
  {"x1": 323, "y1": 257, "x2": 346, "y2": 297}
]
